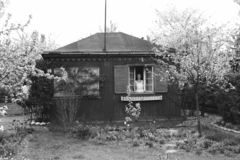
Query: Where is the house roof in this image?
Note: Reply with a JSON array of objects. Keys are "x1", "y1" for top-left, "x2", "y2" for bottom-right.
[{"x1": 44, "y1": 32, "x2": 154, "y2": 54}]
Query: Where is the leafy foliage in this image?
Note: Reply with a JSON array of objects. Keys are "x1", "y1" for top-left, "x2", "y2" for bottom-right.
[
  {"x1": 150, "y1": 6, "x2": 234, "y2": 135},
  {"x1": 124, "y1": 84, "x2": 141, "y2": 124},
  {"x1": 54, "y1": 67, "x2": 105, "y2": 98},
  {"x1": 214, "y1": 74, "x2": 240, "y2": 124},
  {"x1": 0, "y1": 0, "x2": 59, "y2": 104},
  {"x1": 0, "y1": 120, "x2": 28, "y2": 159},
  {"x1": 24, "y1": 59, "x2": 56, "y2": 122}
]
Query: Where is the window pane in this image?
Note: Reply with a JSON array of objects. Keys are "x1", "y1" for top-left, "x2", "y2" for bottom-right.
[
  {"x1": 88, "y1": 68, "x2": 99, "y2": 96},
  {"x1": 130, "y1": 79, "x2": 134, "y2": 91},
  {"x1": 146, "y1": 78, "x2": 152, "y2": 85},
  {"x1": 146, "y1": 72, "x2": 151, "y2": 78},
  {"x1": 130, "y1": 67, "x2": 134, "y2": 73},
  {"x1": 130, "y1": 73, "x2": 134, "y2": 80},
  {"x1": 145, "y1": 66, "x2": 152, "y2": 73},
  {"x1": 130, "y1": 80, "x2": 134, "y2": 85},
  {"x1": 146, "y1": 67, "x2": 152, "y2": 77},
  {"x1": 130, "y1": 86, "x2": 134, "y2": 91},
  {"x1": 54, "y1": 67, "x2": 100, "y2": 97},
  {"x1": 144, "y1": 66, "x2": 153, "y2": 92},
  {"x1": 146, "y1": 85, "x2": 153, "y2": 91}
]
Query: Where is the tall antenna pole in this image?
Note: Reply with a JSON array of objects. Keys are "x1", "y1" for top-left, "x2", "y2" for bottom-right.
[{"x1": 103, "y1": 0, "x2": 107, "y2": 51}]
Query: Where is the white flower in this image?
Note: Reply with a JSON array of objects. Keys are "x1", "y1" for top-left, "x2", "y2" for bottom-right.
[
  {"x1": 0, "y1": 110, "x2": 7, "y2": 116},
  {"x1": 0, "y1": 125, "x2": 4, "y2": 132},
  {"x1": 40, "y1": 122, "x2": 46, "y2": 125},
  {"x1": 3, "y1": 105, "x2": 8, "y2": 110},
  {"x1": 135, "y1": 103, "x2": 140, "y2": 108}
]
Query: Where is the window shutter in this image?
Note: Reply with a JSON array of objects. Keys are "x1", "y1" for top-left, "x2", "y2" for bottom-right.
[
  {"x1": 114, "y1": 65, "x2": 129, "y2": 94},
  {"x1": 155, "y1": 65, "x2": 168, "y2": 92}
]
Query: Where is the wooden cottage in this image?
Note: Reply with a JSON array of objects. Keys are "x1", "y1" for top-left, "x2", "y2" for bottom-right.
[{"x1": 42, "y1": 32, "x2": 180, "y2": 122}]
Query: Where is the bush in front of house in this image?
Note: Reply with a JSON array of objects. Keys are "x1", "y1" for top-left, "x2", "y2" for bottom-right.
[
  {"x1": 66, "y1": 124, "x2": 97, "y2": 140},
  {"x1": 215, "y1": 74, "x2": 240, "y2": 125},
  {"x1": 0, "y1": 120, "x2": 29, "y2": 159},
  {"x1": 25, "y1": 59, "x2": 55, "y2": 123}
]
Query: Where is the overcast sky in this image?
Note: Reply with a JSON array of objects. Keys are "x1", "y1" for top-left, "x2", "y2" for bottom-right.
[{"x1": 5, "y1": 0, "x2": 240, "y2": 47}]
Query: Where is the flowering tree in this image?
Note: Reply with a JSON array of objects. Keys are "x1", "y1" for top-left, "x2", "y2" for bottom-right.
[
  {"x1": 0, "y1": 0, "x2": 59, "y2": 103},
  {"x1": 150, "y1": 7, "x2": 234, "y2": 136}
]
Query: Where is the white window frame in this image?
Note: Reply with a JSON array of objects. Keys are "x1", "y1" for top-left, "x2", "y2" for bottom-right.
[{"x1": 128, "y1": 65, "x2": 154, "y2": 93}]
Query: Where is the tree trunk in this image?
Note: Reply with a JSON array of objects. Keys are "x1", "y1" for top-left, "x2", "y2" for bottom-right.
[
  {"x1": 196, "y1": 91, "x2": 202, "y2": 137},
  {"x1": 201, "y1": 105, "x2": 205, "y2": 117}
]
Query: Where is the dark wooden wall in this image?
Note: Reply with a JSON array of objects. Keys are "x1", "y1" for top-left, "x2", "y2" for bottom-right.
[{"x1": 50, "y1": 57, "x2": 181, "y2": 122}]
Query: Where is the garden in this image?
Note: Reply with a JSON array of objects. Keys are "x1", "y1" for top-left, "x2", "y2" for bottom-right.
[
  {"x1": 3, "y1": 0, "x2": 240, "y2": 160},
  {"x1": 2, "y1": 114, "x2": 240, "y2": 160}
]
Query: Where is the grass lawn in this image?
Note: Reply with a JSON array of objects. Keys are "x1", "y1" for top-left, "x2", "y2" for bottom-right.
[
  {"x1": 2, "y1": 115, "x2": 240, "y2": 160},
  {"x1": 19, "y1": 130, "x2": 239, "y2": 160}
]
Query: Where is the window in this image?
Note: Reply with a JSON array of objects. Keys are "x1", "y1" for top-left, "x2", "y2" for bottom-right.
[
  {"x1": 78, "y1": 68, "x2": 99, "y2": 96},
  {"x1": 129, "y1": 66, "x2": 153, "y2": 93},
  {"x1": 114, "y1": 65, "x2": 168, "y2": 94},
  {"x1": 54, "y1": 67, "x2": 100, "y2": 97}
]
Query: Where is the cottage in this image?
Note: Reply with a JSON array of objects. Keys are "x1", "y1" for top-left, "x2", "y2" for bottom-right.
[{"x1": 42, "y1": 32, "x2": 180, "y2": 122}]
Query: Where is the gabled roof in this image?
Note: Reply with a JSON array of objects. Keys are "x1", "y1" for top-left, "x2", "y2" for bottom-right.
[{"x1": 45, "y1": 32, "x2": 154, "y2": 54}]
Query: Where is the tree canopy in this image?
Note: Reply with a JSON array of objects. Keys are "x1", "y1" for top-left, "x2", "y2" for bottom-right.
[
  {"x1": 0, "y1": 0, "x2": 59, "y2": 102},
  {"x1": 150, "y1": 6, "x2": 235, "y2": 136}
]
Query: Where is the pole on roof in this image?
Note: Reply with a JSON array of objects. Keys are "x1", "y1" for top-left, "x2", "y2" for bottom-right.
[{"x1": 103, "y1": 0, "x2": 107, "y2": 52}]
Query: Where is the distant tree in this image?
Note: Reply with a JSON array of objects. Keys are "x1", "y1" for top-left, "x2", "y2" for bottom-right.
[
  {"x1": 99, "y1": 20, "x2": 118, "y2": 32},
  {"x1": 151, "y1": 7, "x2": 234, "y2": 136}
]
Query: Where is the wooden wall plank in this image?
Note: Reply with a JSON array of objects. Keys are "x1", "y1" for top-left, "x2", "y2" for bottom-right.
[{"x1": 52, "y1": 59, "x2": 181, "y2": 122}]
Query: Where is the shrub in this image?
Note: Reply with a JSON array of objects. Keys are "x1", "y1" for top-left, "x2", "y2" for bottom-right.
[
  {"x1": 176, "y1": 137, "x2": 198, "y2": 152},
  {"x1": 223, "y1": 139, "x2": 239, "y2": 146},
  {"x1": 0, "y1": 125, "x2": 28, "y2": 159},
  {"x1": 199, "y1": 139, "x2": 213, "y2": 149},
  {"x1": 132, "y1": 140, "x2": 140, "y2": 147},
  {"x1": 55, "y1": 96, "x2": 81, "y2": 129},
  {"x1": 145, "y1": 141, "x2": 154, "y2": 148},
  {"x1": 205, "y1": 132, "x2": 225, "y2": 142},
  {"x1": 215, "y1": 74, "x2": 240, "y2": 125},
  {"x1": 195, "y1": 148, "x2": 203, "y2": 155},
  {"x1": 158, "y1": 138, "x2": 165, "y2": 145},
  {"x1": 48, "y1": 124, "x2": 66, "y2": 133},
  {"x1": 207, "y1": 142, "x2": 225, "y2": 155},
  {"x1": 234, "y1": 145, "x2": 240, "y2": 153},
  {"x1": 67, "y1": 124, "x2": 100, "y2": 140}
]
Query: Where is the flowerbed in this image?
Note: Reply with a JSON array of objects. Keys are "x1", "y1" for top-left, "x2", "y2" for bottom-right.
[
  {"x1": 176, "y1": 125, "x2": 240, "y2": 157},
  {"x1": 215, "y1": 120, "x2": 240, "y2": 132},
  {"x1": 49, "y1": 123, "x2": 180, "y2": 148},
  {"x1": 0, "y1": 120, "x2": 29, "y2": 159}
]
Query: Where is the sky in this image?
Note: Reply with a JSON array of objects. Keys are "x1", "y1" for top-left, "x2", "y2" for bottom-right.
[{"x1": 4, "y1": 0, "x2": 240, "y2": 47}]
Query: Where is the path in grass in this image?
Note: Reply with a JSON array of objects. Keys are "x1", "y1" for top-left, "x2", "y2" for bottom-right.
[{"x1": 19, "y1": 130, "x2": 239, "y2": 160}]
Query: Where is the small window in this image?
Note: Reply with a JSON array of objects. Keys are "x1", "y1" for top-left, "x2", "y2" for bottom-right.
[
  {"x1": 78, "y1": 68, "x2": 99, "y2": 96},
  {"x1": 54, "y1": 67, "x2": 99, "y2": 97},
  {"x1": 129, "y1": 66, "x2": 153, "y2": 93}
]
